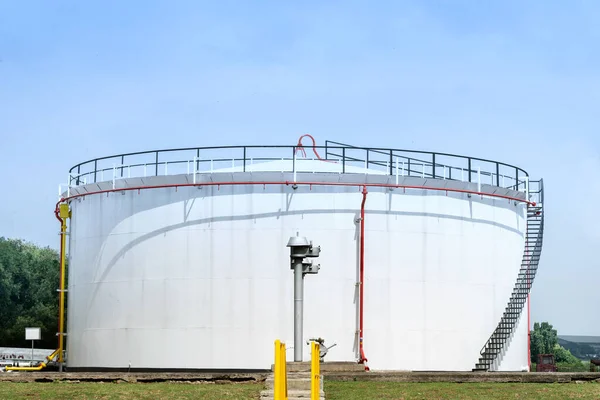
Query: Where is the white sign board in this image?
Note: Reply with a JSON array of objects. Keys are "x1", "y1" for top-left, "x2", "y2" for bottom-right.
[{"x1": 25, "y1": 327, "x2": 41, "y2": 341}]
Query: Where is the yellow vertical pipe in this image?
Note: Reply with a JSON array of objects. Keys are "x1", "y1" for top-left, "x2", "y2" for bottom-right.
[
  {"x1": 58, "y1": 203, "x2": 70, "y2": 366},
  {"x1": 311, "y1": 342, "x2": 321, "y2": 400}
]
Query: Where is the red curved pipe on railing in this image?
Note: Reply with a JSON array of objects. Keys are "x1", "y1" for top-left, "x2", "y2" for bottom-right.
[
  {"x1": 295, "y1": 134, "x2": 337, "y2": 163},
  {"x1": 358, "y1": 185, "x2": 369, "y2": 370}
]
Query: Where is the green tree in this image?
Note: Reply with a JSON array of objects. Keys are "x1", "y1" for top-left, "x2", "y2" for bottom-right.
[
  {"x1": 530, "y1": 322, "x2": 558, "y2": 362},
  {"x1": 0, "y1": 237, "x2": 61, "y2": 349},
  {"x1": 553, "y1": 344, "x2": 581, "y2": 363}
]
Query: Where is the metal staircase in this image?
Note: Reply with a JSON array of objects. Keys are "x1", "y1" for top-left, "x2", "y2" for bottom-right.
[{"x1": 474, "y1": 180, "x2": 544, "y2": 371}]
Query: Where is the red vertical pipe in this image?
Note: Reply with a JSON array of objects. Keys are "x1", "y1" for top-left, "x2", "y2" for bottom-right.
[
  {"x1": 359, "y1": 186, "x2": 369, "y2": 370},
  {"x1": 527, "y1": 293, "x2": 531, "y2": 372},
  {"x1": 526, "y1": 218, "x2": 531, "y2": 371}
]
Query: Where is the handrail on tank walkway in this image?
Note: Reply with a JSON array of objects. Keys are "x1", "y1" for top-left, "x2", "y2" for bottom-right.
[{"x1": 66, "y1": 142, "x2": 529, "y2": 193}]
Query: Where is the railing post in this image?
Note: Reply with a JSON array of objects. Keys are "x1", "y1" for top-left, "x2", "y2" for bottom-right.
[
  {"x1": 468, "y1": 158, "x2": 472, "y2": 182},
  {"x1": 196, "y1": 149, "x2": 200, "y2": 172},
  {"x1": 243, "y1": 147, "x2": 247, "y2": 172},
  {"x1": 496, "y1": 163, "x2": 500, "y2": 187},
  {"x1": 408, "y1": 158, "x2": 411, "y2": 177},
  {"x1": 293, "y1": 148, "x2": 297, "y2": 182},
  {"x1": 155, "y1": 151, "x2": 159, "y2": 176},
  {"x1": 193, "y1": 157, "x2": 197, "y2": 184},
  {"x1": 311, "y1": 341, "x2": 321, "y2": 400},
  {"x1": 121, "y1": 155, "x2": 124, "y2": 177},
  {"x1": 432, "y1": 153, "x2": 436, "y2": 179},
  {"x1": 515, "y1": 167, "x2": 519, "y2": 191},
  {"x1": 389, "y1": 150, "x2": 393, "y2": 176},
  {"x1": 292, "y1": 146, "x2": 296, "y2": 175}
]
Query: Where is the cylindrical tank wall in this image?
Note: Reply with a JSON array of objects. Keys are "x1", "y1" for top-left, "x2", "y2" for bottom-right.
[{"x1": 66, "y1": 183, "x2": 527, "y2": 371}]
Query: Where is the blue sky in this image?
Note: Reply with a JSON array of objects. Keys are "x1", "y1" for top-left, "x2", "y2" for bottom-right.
[{"x1": 1, "y1": 1, "x2": 598, "y2": 335}]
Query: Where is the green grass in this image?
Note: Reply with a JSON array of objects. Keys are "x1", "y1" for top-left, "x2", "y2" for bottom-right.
[
  {"x1": 531, "y1": 361, "x2": 591, "y2": 372},
  {"x1": 325, "y1": 381, "x2": 600, "y2": 400},
  {"x1": 0, "y1": 382, "x2": 263, "y2": 399},
  {"x1": 2, "y1": 381, "x2": 600, "y2": 400}
]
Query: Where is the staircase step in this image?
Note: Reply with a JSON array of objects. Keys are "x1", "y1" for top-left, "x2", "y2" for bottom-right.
[
  {"x1": 265, "y1": 374, "x2": 322, "y2": 391},
  {"x1": 260, "y1": 389, "x2": 325, "y2": 400},
  {"x1": 277, "y1": 362, "x2": 365, "y2": 373}
]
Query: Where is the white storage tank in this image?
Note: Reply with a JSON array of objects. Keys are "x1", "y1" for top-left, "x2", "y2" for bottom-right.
[{"x1": 63, "y1": 138, "x2": 544, "y2": 371}]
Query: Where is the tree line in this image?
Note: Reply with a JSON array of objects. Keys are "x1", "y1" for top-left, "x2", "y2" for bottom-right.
[
  {"x1": 530, "y1": 321, "x2": 587, "y2": 370},
  {"x1": 0, "y1": 237, "x2": 61, "y2": 349}
]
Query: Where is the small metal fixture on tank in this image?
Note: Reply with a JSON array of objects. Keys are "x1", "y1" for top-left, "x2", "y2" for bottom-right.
[{"x1": 287, "y1": 233, "x2": 321, "y2": 362}]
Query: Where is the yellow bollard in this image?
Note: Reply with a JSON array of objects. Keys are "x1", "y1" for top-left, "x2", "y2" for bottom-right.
[
  {"x1": 281, "y1": 342, "x2": 287, "y2": 399},
  {"x1": 274, "y1": 340, "x2": 288, "y2": 400},
  {"x1": 311, "y1": 342, "x2": 321, "y2": 400}
]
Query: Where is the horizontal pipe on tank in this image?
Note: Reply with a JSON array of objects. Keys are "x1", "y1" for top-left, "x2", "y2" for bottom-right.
[{"x1": 59, "y1": 180, "x2": 535, "y2": 206}]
